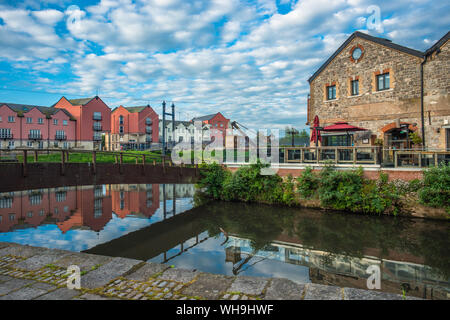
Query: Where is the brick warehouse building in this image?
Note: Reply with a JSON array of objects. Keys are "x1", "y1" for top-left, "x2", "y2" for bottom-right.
[
  {"x1": 107, "y1": 105, "x2": 159, "y2": 151},
  {"x1": 307, "y1": 31, "x2": 450, "y2": 150}
]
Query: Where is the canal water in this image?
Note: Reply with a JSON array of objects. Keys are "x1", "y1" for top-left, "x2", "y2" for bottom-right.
[{"x1": 0, "y1": 183, "x2": 448, "y2": 299}]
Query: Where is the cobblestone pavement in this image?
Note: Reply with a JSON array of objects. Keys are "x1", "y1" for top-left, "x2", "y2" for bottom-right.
[{"x1": 0, "y1": 242, "x2": 419, "y2": 300}]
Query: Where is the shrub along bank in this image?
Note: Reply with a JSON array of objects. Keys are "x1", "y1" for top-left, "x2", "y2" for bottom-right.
[{"x1": 196, "y1": 162, "x2": 450, "y2": 217}]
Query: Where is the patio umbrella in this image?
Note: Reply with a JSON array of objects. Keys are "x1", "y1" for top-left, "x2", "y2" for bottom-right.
[
  {"x1": 323, "y1": 122, "x2": 366, "y2": 146},
  {"x1": 310, "y1": 115, "x2": 322, "y2": 144}
]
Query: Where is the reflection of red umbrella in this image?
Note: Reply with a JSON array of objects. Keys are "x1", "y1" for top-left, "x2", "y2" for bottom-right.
[{"x1": 310, "y1": 115, "x2": 322, "y2": 144}]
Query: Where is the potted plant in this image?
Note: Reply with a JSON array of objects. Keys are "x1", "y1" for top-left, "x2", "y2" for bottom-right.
[{"x1": 409, "y1": 132, "x2": 423, "y2": 149}]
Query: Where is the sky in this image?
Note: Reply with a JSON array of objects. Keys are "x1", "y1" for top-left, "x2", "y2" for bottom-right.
[{"x1": 0, "y1": 0, "x2": 449, "y2": 132}]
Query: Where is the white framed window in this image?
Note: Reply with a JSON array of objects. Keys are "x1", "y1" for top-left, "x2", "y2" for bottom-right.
[
  {"x1": 63, "y1": 120, "x2": 68, "y2": 126},
  {"x1": 377, "y1": 73, "x2": 390, "y2": 91},
  {"x1": 27, "y1": 141, "x2": 33, "y2": 147},
  {"x1": 0, "y1": 116, "x2": 2, "y2": 122},
  {"x1": 53, "y1": 119, "x2": 58, "y2": 125},
  {"x1": 38, "y1": 118, "x2": 44, "y2": 124},
  {"x1": 93, "y1": 112, "x2": 102, "y2": 120},
  {"x1": 8, "y1": 116, "x2": 15, "y2": 122},
  {"x1": 26, "y1": 117, "x2": 32, "y2": 124}
]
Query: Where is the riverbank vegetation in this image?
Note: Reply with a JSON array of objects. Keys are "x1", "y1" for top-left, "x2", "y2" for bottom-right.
[{"x1": 196, "y1": 162, "x2": 450, "y2": 216}]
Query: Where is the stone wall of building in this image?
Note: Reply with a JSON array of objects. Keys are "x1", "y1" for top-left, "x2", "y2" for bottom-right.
[
  {"x1": 309, "y1": 34, "x2": 449, "y2": 149},
  {"x1": 423, "y1": 40, "x2": 450, "y2": 149}
]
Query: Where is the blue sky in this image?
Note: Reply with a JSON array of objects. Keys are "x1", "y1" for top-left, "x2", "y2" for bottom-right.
[{"x1": 0, "y1": 0, "x2": 449, "y2": 132}]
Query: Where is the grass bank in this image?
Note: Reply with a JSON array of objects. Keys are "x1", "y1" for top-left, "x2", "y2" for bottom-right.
[{"x1": 7, "y1": 150, "x2": 165, "y2": 164}]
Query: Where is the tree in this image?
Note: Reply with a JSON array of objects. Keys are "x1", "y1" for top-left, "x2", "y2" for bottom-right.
[{"x1": 285, "y1": 126, "x2": 300, "y2": 146}]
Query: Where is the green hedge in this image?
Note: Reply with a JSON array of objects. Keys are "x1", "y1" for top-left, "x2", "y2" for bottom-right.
[
  {"x1": 197, "y1": 162, "x2": 449, "y2": 216},
  {"x1": 419, "y1": 163, "x2": 450, "y2": 213}
]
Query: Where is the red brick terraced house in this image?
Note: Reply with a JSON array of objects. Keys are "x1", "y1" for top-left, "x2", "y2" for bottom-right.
[
  {"x1": 0, "y1": 103, "x2": 76, "y2": 150},
  {"x1": 191, "y1": 112, "x2": 230, "y2": 145},
  {"x1": 53, "y1": 96, "x2": 112, "y2": 150},
  {"x1": 307, "y1": 31, "x2": 450, "y2": 152},
  {"x1": 108, "y1": 105, "x2": 159, "y2": 151}
]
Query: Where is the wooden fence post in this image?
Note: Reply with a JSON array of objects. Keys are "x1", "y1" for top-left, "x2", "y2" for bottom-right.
[
  {"x1": 34, "y1": 150, "x2": 38, "y2": 162},
  {"x1": 22, "y1": 150, "x2": 28, "y2": 177},
  {"x1": 92, "y1": 151, "x2": 97, "y2": 174},
  {"x1": 394, "y1": 151, "x2": 398, "y2": 168},
  {"x1": 119, "y1": 152, "x2": 123, "y2": 174},
  {"x1": 61, "y1": 150, "x2": 65, "y2": 176}
]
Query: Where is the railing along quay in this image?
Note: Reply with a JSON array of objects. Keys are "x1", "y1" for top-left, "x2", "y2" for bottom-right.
[
  {"x1": 1, "y1": 147, "x2": 449, "y2": 169},
  {"x1": 220, "y1": 146, "x2": 450, "y2": 168},
  {"x1": 0, "y1": 148, "x2": 199, "y2": 177}
]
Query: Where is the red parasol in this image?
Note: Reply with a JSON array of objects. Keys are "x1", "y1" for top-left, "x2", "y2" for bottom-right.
[
  {"x1": 323, "y1": 122, "x2": 366, "y2": 132},
  {"x1": 310, "y1": 115, "x2": 322, "y2": 144}
]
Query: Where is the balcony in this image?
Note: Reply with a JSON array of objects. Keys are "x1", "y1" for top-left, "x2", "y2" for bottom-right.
[
  {"x1": 28, "y1": 133, "x2": 42, "y2": 140},
  {"x1": 0, "y1": 132, "x2": 13, "y2": 140},
  {"x1": 93, "y1": 124, "x2": 102, "y2": 131},
  {"x1": 93, "y1": 135, "x2": 102, "y2": 141},
  {"x1": 93, "y1": 114, "x2": 102, "y2": 121},
  {"x1": 55, "y1": 134, "x2": 67, "y2": 141}
]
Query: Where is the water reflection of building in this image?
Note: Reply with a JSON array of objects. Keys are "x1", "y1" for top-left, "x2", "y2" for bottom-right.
[
  {"x1": 107, "y1": 184, "x2": 159, "y2": 219},
  {"x1": 0, "y1": 187, "x2": 76, "y2": 232},
  {"x1": 159, "y1": 184, "x2": 196, "y2": 200},
  {"x1": 226, "y1": 236, "x2": 449, "y2": 300},
  {"x1": 56, "y1": 185, "x2": 112, "y2": 233}
]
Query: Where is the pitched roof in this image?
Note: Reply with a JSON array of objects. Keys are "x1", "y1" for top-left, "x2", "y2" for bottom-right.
[
  {"x1": 308, "y1": 31, "x2": 424, "y2": 83},
  {"x1": 159, "y1": 119, "x2": 192, "y2": 126},
  {"x1": 0, "y1": 102, "x2": 48, "y2": 113},
  {"x1": 191, "y1": 113, "x2": 218, "y2": 121},
  {"x1": 125, "y1": 106, "x2": 147, "y2": 113},
  {"x1": 112, "y1": 105, "x2": 154, "y2": 113},
  {"x1": 425, "y1": 31, "x2": 450, "y2": 55},
  {"x1": 0, "y1": 102, "x2": 76, "y2": 120},
  {"x1": 68, "y1": 97, "x2": 96, "y2": 106}
]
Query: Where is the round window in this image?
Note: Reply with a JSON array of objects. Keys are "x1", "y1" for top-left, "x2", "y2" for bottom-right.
[{"x1": 352, "y1": 47, "x2": 362, "y2": 60}]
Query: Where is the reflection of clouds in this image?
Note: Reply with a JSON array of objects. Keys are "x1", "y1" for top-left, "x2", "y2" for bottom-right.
[
  {"x1": 148, "y1": 234, "x2": 310, "y2": 283},
  {"x1": 0, "y1": 196, "x2": 194, "y2": 252}
]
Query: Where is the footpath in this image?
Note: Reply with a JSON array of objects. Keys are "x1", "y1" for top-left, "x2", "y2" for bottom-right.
[{"x1": 0, "y1": 242, "x2": 419, "y2": 300}]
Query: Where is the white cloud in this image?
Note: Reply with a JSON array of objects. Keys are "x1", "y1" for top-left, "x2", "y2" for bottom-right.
[
  {"x1": 0, "y1": 0, "x2": 449, "y2": 131},
  {"x1": 32, "y1": 9, "x2": 64, "y2": 25}
]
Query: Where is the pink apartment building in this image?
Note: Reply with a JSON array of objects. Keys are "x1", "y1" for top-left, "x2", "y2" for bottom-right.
[
  {"x1": 108, "y1": 105, "x2": 159, "y2": 151},
  {"x1": 0, "y1": 103, "x2": 76, "y2": 149},
  {"x1": 53, "y1": 96, "x2": 112, "y2": 150}
]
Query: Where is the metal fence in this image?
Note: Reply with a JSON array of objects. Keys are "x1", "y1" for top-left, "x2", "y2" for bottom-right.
[{"x1": 221, "y1": 146, "x2": 450, "y2": 168}]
